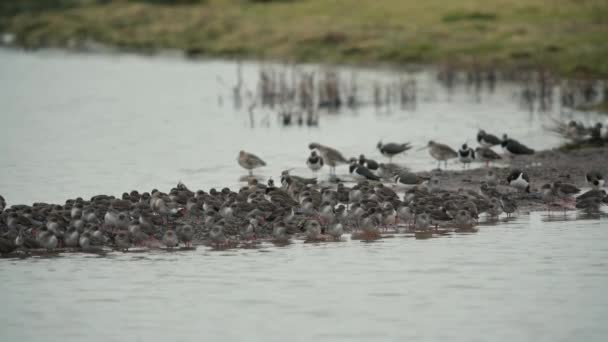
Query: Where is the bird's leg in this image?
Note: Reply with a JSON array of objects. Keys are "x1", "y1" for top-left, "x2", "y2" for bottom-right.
[{"x1": 249, "y1": 170, "x2": 253, "y2": 176}]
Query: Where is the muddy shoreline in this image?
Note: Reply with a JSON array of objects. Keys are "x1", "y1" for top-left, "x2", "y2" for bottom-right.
[
  {"x1": 1, "y1": 146, "x2": 606, "y2": 258},
  {"x1": 412, "y1": 146, "x2": 608, "y2": 211}
]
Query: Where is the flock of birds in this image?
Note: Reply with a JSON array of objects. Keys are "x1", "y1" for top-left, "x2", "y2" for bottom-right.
[
  {"x1": 547, "y1": 119, "x2": 608, "y2": 146},
  {"x1": 1, "y1": 129, "x2": 606, "y2": 256},
  {"x1": 239, "y1": 129, "x2": 535, "y2": 180}
]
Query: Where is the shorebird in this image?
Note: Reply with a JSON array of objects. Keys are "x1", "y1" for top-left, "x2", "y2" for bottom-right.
[
  {"x1": 305, "y1": 220, "x2": 322, "y2": 241},
  {"x1": 420, "y1": 141, "x2": 458, "y2": 170},
  {"x1": 177, "y1": 224, "x2": 194, "y2": 247},
  {"x1": 319, "y1": 201, "x2": 335, "y2": 225},
  {"x1": 395, "y1": 203, "x2": 411, "y2": 223},
  {"x1": 577, "y1": 189, "x2": 607, "y2": 202},
  {"x1": 487, "y1": 198, "x2": 504, "y2": 218},
  {"x1": 453, "y1": 209, "x2": 474, "y2": 230},
  {"x1": 240, "y1": 219, "x2": 257, "y2": 241},
  {"x1": 358, "y1": 154, "x2": 379, "y2": 170},
  {"x1": 507, "y1": 170, "x2": 530, "y2": 192},
  {"x1": 309, "y1": 142, "x2": 348, "y2": 175},
  {"x1": 272, "y1": 224, "x2": 289, "y2": 243},
  {"x1": 209, "y1": 225, "x2": 226, "y2": 247},
  {"x1": 475, "y1": 147, "x2": 502, "y2": 167},
  {"x1": 162, "y1": 229, "x2": 179, "y2": 248},
  {"x1": 349, "y1": 160, "x2": 380, "y2": 181},
  {"x1": 394, "y1": 171, "x2": 428, "y2": 186},
  {"x1": 64, "y1": 227, "x2": 80, "y2": 248},
  {"x1": 280, "y1": 170, "x2": 317, "y2": 186},
  {"x1": 377, "y1": 163, "x2": 407, "y2": 179},
  {"x1": 36, "y1": 227, "x2": 58, "y2": 250},
  {"x1": 576, "y1": 197, "x2": 604, "y2": 213},
  {"x1": 377, "y1": 141, "x2": 412, "y2": 162},
  {"x1": 501, "y1": 135, "x2": 534, "y2": 156},
  {"x1": 485, "y1": 169, "x2": 498, "y2": 186},
  {"x1": 477, "y1": 129, "x2": 502, "y2": 148},
  {"x1": 553, "y1": 181, "x2": 581, "y2": 206},
  {"x1": 501, "y1": 196, "x2": 517, "y2": 217},
  {"x1": 79, "y1": 231, "x2": 92, "y2": 249},
  {"x1": 542, "y1": 181, "x2": 580, "y2": 211},
  {"x1": 360, "y1": 210, "x2": 381, "y2": 239},
  {"x1": 327, "y1": 222, "x2": 344, "y2": 241},
  {"x1": 115, "y1": 230, "x2": 131, "y2": 251},
  {"x1": 71, "y1": 203, "x2": 83, "y2": 219},
  {"x1": 238, "y1": 150, "x2": 266, "y2": 176},
  {"x1": 541, "y1": 183, "x2": 560, "y2": 212},
  {"x1": 306, "y1": 151, "x2": 324, "y2": 175},
  {"x1": 415, "y1": 212, "x2": 430, "y2": 231},
  {"x1": 427, "y1": 176, "x2": 441, "y2": 193},
  {"x1": 586, "y1": 171, "x2": 605, "y2": 190},
  {"x1": 480, "y1": 182, "x2": 502, "y2": 199},
  {"x1": 458, "y1": 143, "x2": 475, "y2": 169}
]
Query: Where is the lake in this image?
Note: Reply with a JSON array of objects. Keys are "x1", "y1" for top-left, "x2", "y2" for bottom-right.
[{"x1": 1, "y1": 47, "x2": 607, "y2": 342}]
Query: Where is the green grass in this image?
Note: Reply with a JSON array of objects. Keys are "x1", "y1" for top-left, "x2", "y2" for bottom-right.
[{"x1": 2, "y1": 0, "x2": 608, "y2": 77}]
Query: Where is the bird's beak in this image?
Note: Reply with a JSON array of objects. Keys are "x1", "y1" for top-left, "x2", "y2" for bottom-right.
[{"x1": 416, "y1": 146, "x2": 427, "y2": 151}]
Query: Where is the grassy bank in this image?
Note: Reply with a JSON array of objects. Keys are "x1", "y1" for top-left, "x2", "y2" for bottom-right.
[{"x1": 2, "y1": 0, "x2": 608, "y2": 77}]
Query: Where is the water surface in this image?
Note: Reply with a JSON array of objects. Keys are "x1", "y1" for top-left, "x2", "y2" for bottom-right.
[
  {"x1": 2, "y1": 212, "x2": 608, "y2": 341},
  {"x1": 1, "y1": 48, "x2": 607, "y2": 342},
  {"x1": 0, "y1": 47, "x2": 603, "y2": 204}
]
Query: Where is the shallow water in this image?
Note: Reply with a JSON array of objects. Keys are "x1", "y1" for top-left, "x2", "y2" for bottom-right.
[
  {"x1": 2, "y1": 212, "x2": 608, "y2": 342},
  {"x1": 2, "y1": 48, "x2": 608, "y2": 342},
  {"x1": 0, "y1": 47, "x2": 604, "y2": 204}
]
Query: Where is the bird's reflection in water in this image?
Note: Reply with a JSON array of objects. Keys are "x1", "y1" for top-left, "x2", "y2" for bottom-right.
[{"x1": 540, "y1": 212, "x2": 577, "y2": 223}]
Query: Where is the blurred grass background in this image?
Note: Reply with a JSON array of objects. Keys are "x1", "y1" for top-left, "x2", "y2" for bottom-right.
[{"x1": 1, "y1": 0, "x2": 607, "y2": 76}]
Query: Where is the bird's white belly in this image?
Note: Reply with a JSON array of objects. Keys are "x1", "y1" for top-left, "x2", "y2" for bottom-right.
[{"x1": 510, "y1": 177, "x2": 528, "y2": 189}]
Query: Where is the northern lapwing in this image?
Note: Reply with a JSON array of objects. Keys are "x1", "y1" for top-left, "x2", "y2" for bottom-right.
[
  {"x1": 477, "y1": 129, "x2": 502, "y2": 148},
  {"x1": 349, "y1": 160, "x2": 380, "y2": 181},
  {"x1": 458, "y1": 143, "x2": 475, "y2": 169},
  {"x1": 586, "y1": 170, "x2": 605, "y2": 190},
  {"x1": 358, "y1": 154, "x2": 379, "y2": 170},
  {"x1": 306, "y1": 150, "x2": 324, "y2": 175},
  {"x1": 507, "y1": 169, "x2": 530, "y2": 192},
  {"x1": 309, "y1": 142, "x2": 348, "y2": 175},
  {"x1": 501, "y1": 135, "x2": 534, "y2": 156},
  {"x1": 377, "y1": 141, "x2": 412, "y2": 162}
]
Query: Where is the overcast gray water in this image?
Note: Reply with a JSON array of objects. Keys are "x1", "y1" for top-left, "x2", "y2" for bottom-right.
[
  {"x1": 2, "y1": 212, "x2": 608, "y2": 342},
  {"x1": 0, "y1": 47, "x2": 603, "y2": 204},
  {"x1": 1, "y1": 48, "x2": 607, "y2": 342}
]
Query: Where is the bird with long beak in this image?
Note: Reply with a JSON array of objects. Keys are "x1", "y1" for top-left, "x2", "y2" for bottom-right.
[
  {"x1": 308, "y1": 142, "x2": 348, "y2": 175},
  {"x1": 418, "y1": 141, "x2": 458, "y2": 170},
  {"x1": 238, "y1": 150, "x2": 266, "y2": 176}
]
